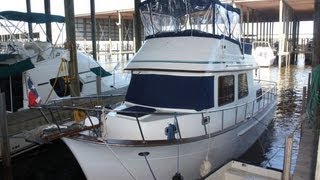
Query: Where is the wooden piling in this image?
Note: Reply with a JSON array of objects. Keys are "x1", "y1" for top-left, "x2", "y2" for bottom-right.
[
  {"x1": 26, "y1": 0, "x2": 33, "y2": 39},
  {"x1": 134, "y1": 0, "x2": 142, "y2": 52},
  {"x1": 64, "y1": 0, "x2": 80, "y2": 97},
  {"x1": 302, "y1": 86, "x2": 307, "y2": 113},
  {"x1": 90, "y1": 0, "x2": 102, "y2": 95},
  {"x1": 0, "y1": 93, "x2": 13, "y2": 180},
  {"x1": 44, "y1": 0, "x2": 52, "y2": 42},
  {"x1": 307, "y1": 73, "x2": 311, "y2": 109},
  {"x1": 283, "y1": 134, "x2": 293, "y2": 180},
  {"x1": 313, "y1": 0, "x2": 320, "y2": 66}
]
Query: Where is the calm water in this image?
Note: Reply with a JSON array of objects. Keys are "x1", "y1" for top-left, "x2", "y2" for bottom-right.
[
  {"x1": 0, "y1": 65, "x2": 312, "y2": 179},
  {"x1": 239, "y1": 65, "x2": 312, "y2": 171}
]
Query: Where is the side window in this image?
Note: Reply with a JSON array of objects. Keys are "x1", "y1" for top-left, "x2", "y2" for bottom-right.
[
  {"x1": 218, "y1": 75, "x2": 234, "y2": 106},
  {"x1": 238, "y1": 73, "x2": 248, "y2": 99}
]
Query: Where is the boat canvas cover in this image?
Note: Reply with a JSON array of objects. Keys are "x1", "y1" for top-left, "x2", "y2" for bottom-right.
[
  {"x1": 0, "y1": 11, "x2": 65, "y2": 23},
  {"x1": 0, "y1": 58, "x2": 34, "y2": 78},
  {"x1": 90, "y1": 67, "x2": 112, "y2": 77},
  {"x1": 125, "y1": 74, "x2": 214, "y2": 111},
  {"x1": 0, "y1": 54, "x2": 18, "y2": 62}
]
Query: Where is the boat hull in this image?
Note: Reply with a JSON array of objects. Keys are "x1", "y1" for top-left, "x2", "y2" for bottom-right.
[
  {"x1": 256, "y1": 56, "x2": 276, "y2": 67},
  {"x1": 63, "y1": 102, "x2": 276, "y2": 180}
]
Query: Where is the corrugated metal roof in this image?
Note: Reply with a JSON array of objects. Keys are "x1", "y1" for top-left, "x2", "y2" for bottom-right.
[
  {"x1": 75, "y1": 0, "x2": 314, "y2": 21},
  {"x1": 227, "y1": 0, "x2": 314, "y2": 21}
]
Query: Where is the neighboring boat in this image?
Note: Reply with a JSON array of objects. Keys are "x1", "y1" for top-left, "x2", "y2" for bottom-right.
[
  {"x1": 0, "y1": 11, "x2": 129, "y2": 112},
  {"x1": 57, "y1": 0, "x2": 277, "y2": 179},
  {"x1": 0, "y1": 11, "x2": 128, "y2": 157},
  {"x1": 252, "y1": 41, "x2": 276, "y2": 67}
]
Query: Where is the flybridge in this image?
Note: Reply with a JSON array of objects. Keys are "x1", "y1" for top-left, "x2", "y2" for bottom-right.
[
  {"x1": 125, "y1": 0, "x2": 257, "y2": 73},
  {"x1": 140, "y1": 0, "x2": 241, "y2": 42}
]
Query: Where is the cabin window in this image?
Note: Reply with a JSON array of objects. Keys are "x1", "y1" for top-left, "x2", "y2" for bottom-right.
[
  {"x1": 218, "y1": 75, "x2": 234, "y2": 106},
  {"x1": 238, "y1": 73, "x2": 248, "y2": 99},
  {"x1": 49, "y1": 77, "x2": 83, "y2": 97}
]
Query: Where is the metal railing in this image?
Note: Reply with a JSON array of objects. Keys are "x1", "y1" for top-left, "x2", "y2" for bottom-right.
[{"x1": 33, "y1": 81, "x2": 277, "y2": 143}]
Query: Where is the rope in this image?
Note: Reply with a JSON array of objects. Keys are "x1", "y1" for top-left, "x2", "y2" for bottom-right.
[{"x1": 102, "y1": 142, "x2": 137, "y2": 180}]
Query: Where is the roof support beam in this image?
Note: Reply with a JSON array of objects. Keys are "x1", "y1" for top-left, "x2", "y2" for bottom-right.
[
  {"x1": 313, "y1": 0, "x2": 320, "y2": 66},
  {"x1": 44, "y1": 0, "x2": 52, "y2": 43}
]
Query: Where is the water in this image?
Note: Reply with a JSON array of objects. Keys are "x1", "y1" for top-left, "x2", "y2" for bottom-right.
[
  {"x1": 239, "y1": 65, "x2": 312, "y2": 172},
  {"x1": 0, "y1": 65, "x2": 312, "y2": 179}
]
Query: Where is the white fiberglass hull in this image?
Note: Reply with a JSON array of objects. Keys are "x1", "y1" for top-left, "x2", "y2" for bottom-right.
[
  {"x1": 255, "y1": 56, "x2": 276, "y2": 67},
  {"x1": 63, "y1": 102, "x2": 276, "y2": 180}
]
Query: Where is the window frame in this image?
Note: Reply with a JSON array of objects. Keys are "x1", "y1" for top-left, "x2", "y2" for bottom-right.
[
  {"x1": 218, "y1": 75, "x2": 235, "y2": 106},
  {"x1": 238, "y1": 73, "x2": 249, "y2": 99}
]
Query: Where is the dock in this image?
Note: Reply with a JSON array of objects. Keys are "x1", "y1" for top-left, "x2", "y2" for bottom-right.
[{"x1": 293, "y1": 114, "x2": 318, "y2": 180}]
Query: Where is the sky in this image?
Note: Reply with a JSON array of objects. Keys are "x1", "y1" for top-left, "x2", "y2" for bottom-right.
[{"x1": 0, "y1": 0, "x2": 133, "y2": 16}]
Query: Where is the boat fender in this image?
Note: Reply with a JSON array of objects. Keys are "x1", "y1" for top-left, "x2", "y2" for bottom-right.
[
  {"x1": 73, "y1": 109, "x2": 86, "y2": 122},
  {"x1": 165, "y1": 124, "x2": 176, "y2": 140},
  {"x1": 199, "y1": 159, "x2": 212, "y2": 177}
]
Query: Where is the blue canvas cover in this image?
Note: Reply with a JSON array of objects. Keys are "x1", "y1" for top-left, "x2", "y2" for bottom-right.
[
  {"x1": 125, "y1": 74, "x2": 214, "y2": 111},
  {"x1": 0, "y1": 11, "x2": 65, "y2": 23}
]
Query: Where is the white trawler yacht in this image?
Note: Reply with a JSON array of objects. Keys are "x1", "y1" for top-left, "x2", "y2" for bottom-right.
[{"x1": 62, "y1": 0, "x2": 277, "y2": 179}]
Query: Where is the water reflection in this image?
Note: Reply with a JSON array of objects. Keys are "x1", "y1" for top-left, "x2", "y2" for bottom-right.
[{"x1": 239, "y1": 65, "x2": 312, "y2": 171}]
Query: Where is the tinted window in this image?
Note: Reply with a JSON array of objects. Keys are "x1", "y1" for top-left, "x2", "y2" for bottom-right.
[
  {"x1": 218, "y1": 75, "x2": 234, "y2": 106},
  {"x1": 238, "y1": 73, "x2": 248, "y2": 99}
]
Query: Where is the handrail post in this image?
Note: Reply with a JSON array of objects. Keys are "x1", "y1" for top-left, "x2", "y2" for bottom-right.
[
  {"x1": 252, "y1": 100, "x2": 255, "y2": 117},
  {"x1": 135, "y1": 115, "x2": 145, "y2": 142},
  {"x1": 267, "y1": 91, "x2": 270, "y2": 105},
  {"x1": 221, "y1": 110, "x2": 224, "y2": 130},
  {"x1": 84, "y1": 110, "x2": 99, "y2": 137},
  {"x1": 235, "y1": 106, "x2": 238, "y2": 124},
  {"x1": 258, "y1": 97, "x2": 261, "y2": 112},
  {"x1": 244, "y1": 102, "x2": 248, "y2": 121},
  {"x1": 262, "y1": 93, "x2": 265, "y2": 108}
]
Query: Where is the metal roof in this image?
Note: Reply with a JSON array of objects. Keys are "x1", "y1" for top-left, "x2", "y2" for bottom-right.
[
  {"x1": 75, "y1": 0, "x2": 314, "y2": 22},
  {"x1": 75, "y1": 9, "x2": 133, "y2": 20},
  {"x1": 227, "y1": 0, "x2": 314, "y2": 21}
]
